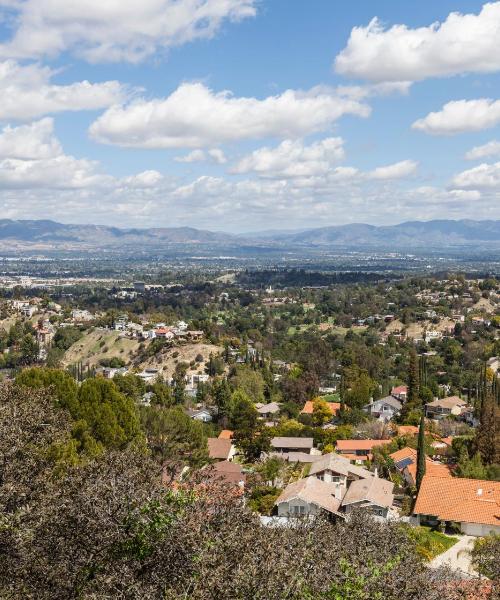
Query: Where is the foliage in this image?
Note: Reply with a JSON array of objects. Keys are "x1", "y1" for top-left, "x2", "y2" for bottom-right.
[
  {"x1": 470, "y1": 534, "x2": 500, "y2": 580},
  {"x1": 406, "y1": 527, "x2": 459, "y2": 562}
]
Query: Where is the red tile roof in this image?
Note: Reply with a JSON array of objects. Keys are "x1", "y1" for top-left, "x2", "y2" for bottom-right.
[{"x1": 300, "y1": 400, "x2": 341, "y2": 415}]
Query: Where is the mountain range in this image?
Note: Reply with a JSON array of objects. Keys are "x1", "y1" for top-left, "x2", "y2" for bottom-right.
[{"x1": 0, "y1": 219, "x2": 498, "y2": 255}]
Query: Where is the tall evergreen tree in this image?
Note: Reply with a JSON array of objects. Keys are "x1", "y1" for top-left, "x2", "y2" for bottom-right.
[
  {"x1": 475, "y1": 366, "x2": 498, "y2": 465},
  {"x1": 407, "y1": 349, "x2": 420, "y2": 407},
  {"x1": 416, "y1": 414, "x2": 426, "y2": 492}
]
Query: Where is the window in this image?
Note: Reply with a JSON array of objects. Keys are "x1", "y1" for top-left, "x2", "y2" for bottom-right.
[{"x1": 331, "y1": 476, "x2": 341, "y2": 483}]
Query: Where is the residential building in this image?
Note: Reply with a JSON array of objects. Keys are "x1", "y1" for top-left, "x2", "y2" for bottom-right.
[
  {"x1": 271, "y1": 437, "x2": 314, "y2": 454},
  {"x1": 300, "y1": 400, "x2": 342, "y2": 419},
  {"x1": 363, "y1": 396, "x2": 402, "y2": 422},
  {"x1": 207, "y1": 438, "x2": 236, "y2": 462},
  {"x1": 425, "y1": 396, "x2": 468, "y2": 420},
  {"x1": 275, "y1": 477, "x2": 343, "y2": 517},
  {"x1": 389, "y1": 447, "x2": 453, "y2": 487},
  {"x1": 257, "y1": 402, "x2": 281, "y2": 419},
  {"x1": 391, "y1": 385, "x2": 407, "y2": 401},
  {"x1": 413, "y1": 476, "x2": 500, "y2": 536},
  {"x1": 335, "y1": 439, "x2": 390, "y2": 463},
  {"x1": 341, "y1": 477, "x2": 394, "y2": 518}
]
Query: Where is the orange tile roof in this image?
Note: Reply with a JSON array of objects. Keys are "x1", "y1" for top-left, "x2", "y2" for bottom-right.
[
  {"x1": 414, "y1": 476, "x2": 500, "y2": 527},
  {"x1": 300, "y1": 400, "x2": 341, "y2": 415},
  {"x1": 405, "y1": 460, "x2": 453, "y2": 482},
  {"x1": 396, "y1": 425, "x2": 419, "y2": 436},
  {"x1": 391, "y1": 385, "x2": 407, "y2": 394},
  {"x1": 336, "y1": 439, "x2": 390, "y2": 452},
  {"x1": 389, "y1": 446, "x2": 417, "y2": 463},
  {"x1": 218, "y1": 429, "x2": 234, "y2": 439}
]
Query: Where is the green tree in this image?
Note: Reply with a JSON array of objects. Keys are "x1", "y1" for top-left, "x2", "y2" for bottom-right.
[
  {"x1": 416, "y1": 414, "x2": 426, "y2": 492},
  {"x1": 312, "y1": 397, "x2": 332, "y2": 426}
]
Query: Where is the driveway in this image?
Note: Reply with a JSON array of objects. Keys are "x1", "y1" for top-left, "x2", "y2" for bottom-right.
[{"x1": 430, "y1": 535, "x2": 477, "y2": 576}]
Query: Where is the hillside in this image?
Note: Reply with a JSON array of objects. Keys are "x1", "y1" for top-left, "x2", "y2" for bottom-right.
[{"x1": 0, "y1": 218, "x2": 498, "y2": 254}]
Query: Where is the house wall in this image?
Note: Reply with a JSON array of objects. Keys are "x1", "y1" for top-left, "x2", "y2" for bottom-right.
[
  {"x1": 461, "y1": 522, "x2": 500, "y2": 536},
  {"x1": 277, "y1": 498, "x2": 319, "y2": 517},
  {"x1": 343, "y1": 501, "x2": 389, "y2": 518}
]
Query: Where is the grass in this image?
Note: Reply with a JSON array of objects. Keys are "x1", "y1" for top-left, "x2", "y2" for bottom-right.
[{"x1": 408, "y1": 526, "x2": 459, "y2": 561}]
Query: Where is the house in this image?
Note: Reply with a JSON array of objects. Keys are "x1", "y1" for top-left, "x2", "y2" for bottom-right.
[
  {"x1": 363, "y1": 396, "x2": 402, "y2": 422},
  {"x1": 391, "y1": 385, "x2": 407, "y2": 402},
  {"x1": 394, "y1": 425, "x2": 419, "y2": 437},
  {"x1": 487, "y1": 356, "x2": 500, "y2": 374},
  {"x1": 207, "y1": 438, "x2": 236, "y2": 462},
  {"x1": 271, "y1": 437, "x2": 314, "y2": 454},
  {"x1": 256, "y1": 402, "x2": 281, "y2": 419},
  {"x1": 187, "y1": 408, "x2": 213, "y2": 423},
  {"x1": 207, "y1": 461, "x2": 246, "y2": 488},
  {"x1": 308, "y1": 453, "x2": 373, "y2": 499},
  {"x1": 389, "y1": 447, "x2": 453, "y2": 487},
  {"x1": 413, "y1": 476, "x2": 500, "y2": 536},
  {"x1": 425, "y1": 396, "x2": 468, "y2": 420},
  {"x1": 335, "y1": 439, "x2": 390, "y2": 463},
  {"x1": 267, "y1": 451, "x2": 321, "y2": 464},
  {"x1": 275, "y1": 477, "x2": 343, "y2": 518},
  {"x1": 137, "y1": 369, "x2": 160, "y2": 384},
  {"x1": 153, "y1": 327, "x2": 175, "y2": 340},
  {"x1": 300, "y1": 400, "x2": 342, "y2": 419},
  {"x1": 341, "y1": 477, "x2": 394, "y2": 518}
]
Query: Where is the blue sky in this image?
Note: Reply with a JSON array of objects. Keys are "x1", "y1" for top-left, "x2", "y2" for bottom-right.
[{"x1": 0, "y1": 0, "x2": 499, "y2": 231}]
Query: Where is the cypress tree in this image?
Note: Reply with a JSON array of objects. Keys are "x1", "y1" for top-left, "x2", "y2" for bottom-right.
[
  {"x1": 476, "y1": 367, "x2": 498, "y2": 465},
  {"x1": 416, "y1": 414, "x2": 426, "y2": 492},
  {"x1": 407, "y1": 349, "x2": 420, "y2": 407}
]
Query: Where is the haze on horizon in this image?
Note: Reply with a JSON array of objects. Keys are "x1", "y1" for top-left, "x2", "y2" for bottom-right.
[{"x1": 0, "y1": 1, "x2": 499, "y2": 233}]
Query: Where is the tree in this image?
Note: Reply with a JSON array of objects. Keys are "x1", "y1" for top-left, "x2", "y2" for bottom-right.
[
  {"x1": 475, "y1": 367, "x2": 499, "y2": 465},
  {"x1": 470, "y1": 534, "x2": 500, "y2": 580},
  {"x1": 20, "y1": 333, "x2": 39, "y2": 364},
  {"x1": 311, "y1": 397, "x2": 332, "y2": 427},
  {"x1": 416, "y1": 414, "x2": 426, "y2": 492},
  {"x1": 0, "y1": 381, "x2": 486, "y2": 599},
  {"x1": 140, "y1": 406, "x2": 209, "y2": 469},
  {"x1": 455, "y1": 447, "x2": 487, "y2": 479},
  {"x1": 408, "y1": 349, "x2": 420, "y2": 407}
]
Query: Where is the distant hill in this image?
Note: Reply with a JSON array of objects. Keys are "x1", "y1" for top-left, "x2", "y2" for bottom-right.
[
  {"x1": 269, "y1": 220, "x2": 500, "y2": 248},
  {"x1": 0, "y1": 218, "x2": 498, "y2": 254}
]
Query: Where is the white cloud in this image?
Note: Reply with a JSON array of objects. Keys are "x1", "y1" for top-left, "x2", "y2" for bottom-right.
[
  {"x1": 0, "y1": 117, "x2": 61, "y2": 159},
  {"x1": 335, "y1": 2, "x2": 500, "y2": 82},
  {"x1": 175, "y1": 148, "x2": 227, "y2": 164},
  {"x1": 368, "y1": 159, "x2": 418, "y2": 179},
  {"x1": 452, "y1": 161, "x2": 500, "y2": 188},
  {"x1": 0, "y1": 60, "x2": 126, "y2": 120},
  {"x1": 412, "y1": 99, "x2": 500, "y2": 135},
  {"x1": 0, "y1": 0, "x2": 256, "y2": 63},
  {"x1": 121, "y1": 170, "x2": 164, "y2": 188},
  {"x1": 465, "y1": 140, "x2": 500, "y2": 160},
  {"x1": 89, "y1": 82, "x2": 371, "y2": 148},
  {"x1": 231, "y1": 137, "x2": 345, "y2": 178}
]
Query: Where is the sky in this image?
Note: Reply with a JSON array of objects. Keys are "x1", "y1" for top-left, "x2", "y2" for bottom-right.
[{"x1": 0, "y1": 0, "x2": 499, "y2": 232}]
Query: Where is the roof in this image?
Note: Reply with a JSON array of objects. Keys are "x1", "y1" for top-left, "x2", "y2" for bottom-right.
[
  {"x1": 300, "y1": 400, "x2": 341, "y2": 415},
  {"x1": 218, "y1": 429, "x2": 234, "y2": 439},
  {"x1": 396, "y1": 425, "x2": 419, "y2": 436},
  {"x1": 390, "y1": 447, "x2": 454, "y2": 480},
  {"x1": 309, "y1": 453, "x2": 374, "y2": 480},
  {"x1": 257, "y1": 402, "x2": 281, "y2": 414},
  {"x1": 208, "y1": 461, "x2": 246, "y2": 486},
  {"x1": 275, "y1": 477, "x2": 342, "y2": 515},
  {"x1": 389, "y1": 446, "x2": 417, "y2": 463},
  {"x1": 426, "y1": 396, "x2": 467, "y2": 409},
  {"x1": 405, "y1": 460, "x2": 454, "y2": 483},
  {"x1": 365, "y1": 396, "x2": 402, "y2": 410},
  {"x1": 336, "y1": 439, "x2": 390, "y2": 452},
  {"x1": 413, "y1": 476, "x2": 500, "y2": 527},
  {"x1": 342, "y1": 477, "x2": 394, "y2": 509},
  {"x1": 207, "y1": 438, "x2": 233, "y2": 460},
  {"x1": 271, "y1": 437, "x2": 314, "y2": 450},
  {"x1": 267, "y1": 451, "x2": 321, "y2": 464},
  {"x1": 391, "y1": 385, "x2": 407, "y2": 394}
]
